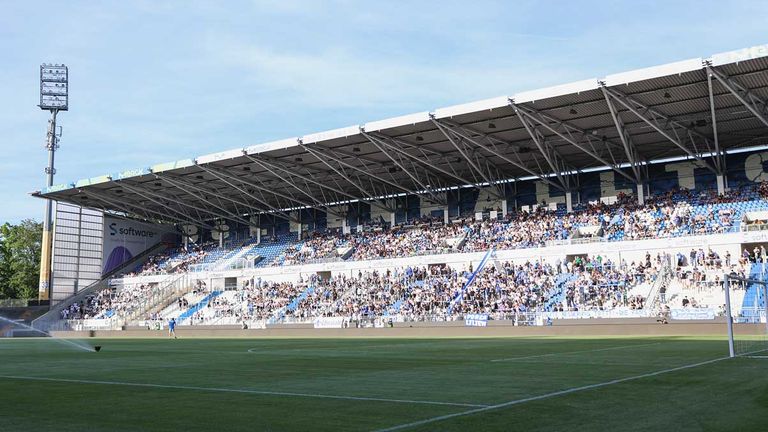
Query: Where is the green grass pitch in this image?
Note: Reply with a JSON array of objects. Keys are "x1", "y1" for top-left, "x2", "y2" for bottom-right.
[{"x1": 0, "y1": 336, "x2": 766, "y2": 431}]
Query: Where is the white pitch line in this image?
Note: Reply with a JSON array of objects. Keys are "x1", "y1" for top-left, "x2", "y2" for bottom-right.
[
  {"x1": 490, "y1": 342, "x2": 662, "y2": 362},
  {"x1": 374, "y1": 355, "x2": 734, "y2": 432},
  {"x1": 0, "y1": 375, "x2": 486, "y2": 408}
]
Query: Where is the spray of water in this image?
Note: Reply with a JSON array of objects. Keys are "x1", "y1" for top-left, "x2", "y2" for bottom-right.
[{"x1": 0, "y1": 315, "x2": 95, "y2": 353}]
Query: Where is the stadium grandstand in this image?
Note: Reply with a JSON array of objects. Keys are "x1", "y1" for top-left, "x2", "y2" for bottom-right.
[{"x1": 31, "y1": 43, "x2": 768, "y2": 335}]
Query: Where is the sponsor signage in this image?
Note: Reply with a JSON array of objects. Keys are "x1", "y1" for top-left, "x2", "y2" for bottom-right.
[
  {"x1": 313, "y1": 316, "x2": 347, "y2": 328},
  {"x1": 465, "y1": 313, "x2": 488, "y2": 327},
  {"x1": 542, "y1": 310, "x2": 654, "y2": 320},
  {"x1": 102, "y1": 216, "x2": 174, "y2": 274},
  {"x1": 670, "y1": 308, "x2": 716, "y2": 320}
]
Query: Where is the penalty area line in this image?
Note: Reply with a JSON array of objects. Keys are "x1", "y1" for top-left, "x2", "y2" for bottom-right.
[
  {"x1": 0, "y1": 375, "x2": 487, "y2": 408},
  {"x1": 490, "y1": 341, "x2": 662, "y2": 362},
  {"x1": 374, "y1": 354, "x2": 733, "y2": 432}
]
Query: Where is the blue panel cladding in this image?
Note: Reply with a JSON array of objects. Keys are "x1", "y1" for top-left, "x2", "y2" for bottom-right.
[
  {"x1": 300, "y1": 208, "x2": 327, "y2": 232},
  {"x1": 459, "y1": 188, "x2": 479, "y2": 217},
  {"x1": 259, "y1": 214, "x2": 290, "y2": 235},
  {"x1": 727, "y1": 150, "x2": 768, "y2": 187},
  {"x1": 693, "y1": 167, "x2": 717, "y2": 191},
  {"x1": 579, "y1": 171, "x2": 602, "y2": 203},
  {"x1": 647, "y1": 163, "x2": 679, "y2": 193},
  {"x1": 512, "y1": 180, "x2": 537, "y2": 207},
  {"x1": 406, "y1": 195, "x2": 420, "y2": 222},
  {"x1": 346, "y1": 202, "x2": 371, "y2": 227},
  {"x1": 447, "y1": 189, "x2": 459, "y2": 218},
  {"x1": 394, "y1": 195, "x2": 421, "y2": 223}
]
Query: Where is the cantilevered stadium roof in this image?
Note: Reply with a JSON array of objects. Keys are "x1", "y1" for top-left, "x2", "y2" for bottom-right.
[{"x1": 35, "y1": 44, "x2": 768, "y2": 229}]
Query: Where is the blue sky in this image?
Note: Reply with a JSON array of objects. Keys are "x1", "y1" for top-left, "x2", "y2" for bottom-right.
[{"x1": 1, "y1": 0, "x2": 766, "y2": 223}]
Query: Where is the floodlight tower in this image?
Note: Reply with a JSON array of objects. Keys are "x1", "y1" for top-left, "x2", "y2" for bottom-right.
[{"x1": 38, "y1": 64, "x2": 68, "y2": 302}]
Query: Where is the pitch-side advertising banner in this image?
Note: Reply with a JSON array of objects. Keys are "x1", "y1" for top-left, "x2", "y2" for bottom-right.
[
  {"x1": 465, "y1": 314, "x2": 489, "y2": 327},
  {"x1": 313, "y1": 317, "x2": 347, "y2": 328},
  {"x1": 670, "y1": 308, "x2": 716, "y2": 320}
]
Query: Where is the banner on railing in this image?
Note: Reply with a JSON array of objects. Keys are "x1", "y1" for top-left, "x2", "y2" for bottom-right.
[
  {"x1": 542, "y1": 309, "x2": 654, "y2": 320},
  {"x1": 138, "y1": 320, "x2": 165, "y2": 330},
  {"x1": 313, "y1": 317, "x2": 347, "y2": 328},
  {"x1": 70, "y1": 319, "x2": 115, "y2": 330},
  {"x1": 670, "y1": 308, "x2": 716, "y2": 320},
  {"x1": 464, "y1": 313, "x2": 488, "y2": 327}
]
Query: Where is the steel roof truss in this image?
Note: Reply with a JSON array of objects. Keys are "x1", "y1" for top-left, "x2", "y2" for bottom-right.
[
  {"x1": 602, "y1": 86, "x2": 717, "y2": 174},
  {"x1": 147, "y1": 175, "x2": 252, "y2": 226},
  {"x1": 132, "y1": 174, "x2": 247, "y2": 223},
  {"x1": 514, "y1": 104, "x2": 638, "y2": 184},
  {"x1": 193, "y1": 165, "x2": 303, "y2": 222},
  {"x1": 600, "y1": 87, "x2": 646, "y2": 182},
  {"x1": 431, "y1": 119, "x2": 504, "y2": 199},
  {"x1": 431, "y1": 119, "x2": 566, "y2": 192},
  {"x1": 84, "y1": 189, "x2": 209, "y2": 230},
  {"x1": 300, "y1": 145, "x2": 398, "y2": 211},
  {"x1": 234, "y1": 157, "x2": 344, "y2": 218},
  {"x1": 305, "y1": 146, "x2": 441, "y2": 207},
  {"x1": 365, "y1": 132, "x2": 484, "y2": 193},
  {"x1": 361, "y1": 132, "x2": 448, "y2": 206},
  {"x1": 708, "y1": 65, "x2": 768, "y2": 130},
  {"x1": 515, "y1": 108, "x2": 571, "y2": 190},
  {"x1": 111, "y1": 181, "x2": 217, "y2": 227},
  {"x1": 245, "y1": 152, "x2": 387, "y2": 212}
]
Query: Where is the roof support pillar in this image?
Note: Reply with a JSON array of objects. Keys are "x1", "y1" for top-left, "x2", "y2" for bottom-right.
[{"x1": 706, "y1": 66, "x2": 725, "y2": 176}]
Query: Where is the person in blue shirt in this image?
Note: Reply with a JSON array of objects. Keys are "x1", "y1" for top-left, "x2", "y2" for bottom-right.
[{"x1": 168, "y1": 318, "x2": 177, "y2": 339}]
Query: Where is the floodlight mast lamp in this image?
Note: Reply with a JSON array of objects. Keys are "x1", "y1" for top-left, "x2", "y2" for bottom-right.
[{"x1": 38, "y1": 63, "x2": 68, "y2": 302}]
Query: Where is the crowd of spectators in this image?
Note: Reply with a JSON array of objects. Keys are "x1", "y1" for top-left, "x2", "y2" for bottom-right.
[
  {"x1": 69, "y1": 244, "x2": 763, "y2": 326},
  {"x1": 60, "y1": 283, "x2": 155, "y2": 320},
  {"x1": 118, "y1": 185, "x2": 768, "y2": 272},
  {"x1": 129, "y1": 243, "x2": 214, "y2": 276},
  {"x1": 160, "y1": 254, "x2": 664, "y2": 327},
  {"x1": 349, "y1": 223, "x2": 467, "y2": 260},
  {"x1": 273, "y1": 234, "x2": 348, "y2": 266}
]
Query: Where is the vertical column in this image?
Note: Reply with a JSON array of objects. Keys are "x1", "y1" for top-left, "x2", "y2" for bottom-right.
[
  {"x1": 256, "y1": 227, "x2": 261, "y2": 244},
  {"x1": 565, "y1": 192, "x2": 573, "y2": 213},
  {"x1": 763, "y1": 283, "x2": 768, "y2": 339},
  {"x1": 39, "y1": 111, "x2": 59, "y2": 302},
  {"x1": 443, "y1": 208, "x2": 449, "y2": 224},
  {"x1": 501, "y1": 199, "x2": 508, "y2": 216},
  {"x1": 636, "y1": 183, "x2": 645, "y2": 205},
  {"x1": 717, "y1": 175, "x2": 726, "y2": 195},
  {"x1": 724, "y1": 274, "x2": 735, "y2": 358},
  {"x1": 390, "y1": 212, "x2": 396, "y2": 227},
  {"x1": 218, "y1": 231, "x2": 224, "y2": 248}
]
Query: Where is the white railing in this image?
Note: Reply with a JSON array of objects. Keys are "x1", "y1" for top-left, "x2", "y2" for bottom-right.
[{"x1": 108, "y1": 273, "x2": 192, "y2": 329}]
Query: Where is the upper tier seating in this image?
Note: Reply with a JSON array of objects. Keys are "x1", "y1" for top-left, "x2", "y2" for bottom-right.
[{"x1": 120, "y1": 184, "x2": 768, "y2": 274}]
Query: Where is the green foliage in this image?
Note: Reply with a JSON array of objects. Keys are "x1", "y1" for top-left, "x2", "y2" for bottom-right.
[{"x1": 0, "y1": 219, "x2": 42, "y2": 299}]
